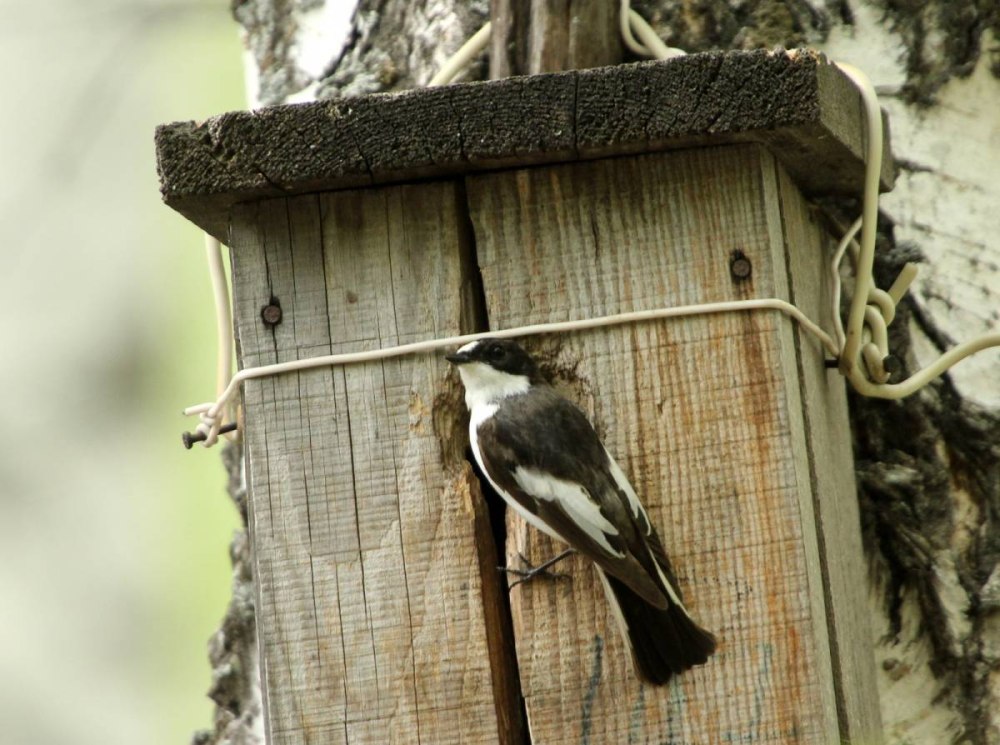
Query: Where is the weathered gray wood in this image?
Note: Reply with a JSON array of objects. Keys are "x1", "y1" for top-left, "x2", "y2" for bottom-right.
[
  {"x1": 230, "y1": 183, "x2": 521, "y2": 744},
  {"x1": 489, "y1": 0, "x2": 529, "y2": 78},
  {"x1": 464, "y1": 143, "x2": 880, "y2": 743},
  {"x1": 156, "y1": 50, "x2": 894, "y2": 243},
  {"x1": 560, "y1": 0, "x2": 623, "y2": 72},
  {"x1": 490, "y1": 0, "x2": 622, "y2": 76},
  {"x1": 773, "y1": 164, "x2": 884, "y2": 742}
]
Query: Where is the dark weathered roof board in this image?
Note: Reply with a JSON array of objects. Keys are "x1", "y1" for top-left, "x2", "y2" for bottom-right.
[{"x1": 155, "y1": 49, "x2": 894, "y2": 242}]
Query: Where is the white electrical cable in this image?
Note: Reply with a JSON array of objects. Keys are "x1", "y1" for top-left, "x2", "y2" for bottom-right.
[
  {"x1": 428, "y1": 21, "x2": 492, "y2": 86},
  {"x1": 836, "y1": 61, "x2": 889, "y2": 376},
  {"x1": 847, "y1": 333, "x2": 1000, "y2": 399},
  {"x1": 823, "y1": 61, "x2": 1000, "y2": 399},
  {"x1": 429, "y1": 3, "x2": 683, "y2": 89},
  {"x1": 619, "y1": 0, "x2": 649, "y2": 57},
  {"x1": 184, "y1": 3, "x2": 1000, "y2": 448},
  {"x1": 205, "y1": 235, "x2": 235, "y2": 438},
  {"x1": 631, "y1": 13, "x2": 683, "y2": 59},
  {"x1": 622, "y1": 3, "x2": 686, "y2": 60},
  {"x1": 830, "y1": 216, "x2": 861, "y2": 350},
  {"x1": 184, "y1": 298, "x2": 839, "y2": 446}
]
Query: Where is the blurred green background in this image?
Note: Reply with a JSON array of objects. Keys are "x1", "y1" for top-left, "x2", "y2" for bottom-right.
[{"x1": 0, "y1": 1, "x2": 247, "y2": 742}]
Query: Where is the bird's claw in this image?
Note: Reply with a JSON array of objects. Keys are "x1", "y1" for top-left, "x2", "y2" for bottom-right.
[{"x1": 497, "y1": 549, "x2": 576, "y2": 590}]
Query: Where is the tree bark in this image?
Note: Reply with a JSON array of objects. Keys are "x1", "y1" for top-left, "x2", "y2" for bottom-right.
[
  {"x1": 192, "y1": 443, "x2": 264, "y2": 745},
  {"x1": 199, "y1": 1, "x2": 1000, "y2": 743}
]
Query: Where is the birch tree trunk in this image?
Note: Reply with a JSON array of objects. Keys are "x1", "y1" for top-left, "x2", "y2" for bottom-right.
[{"x1": 195, "y1": 2, "x2": 1000, "y2": 743}]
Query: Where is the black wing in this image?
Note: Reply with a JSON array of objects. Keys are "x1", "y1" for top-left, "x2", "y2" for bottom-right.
[{"x1": 477, "y1": 387, "x2": 669, "y2": 608}]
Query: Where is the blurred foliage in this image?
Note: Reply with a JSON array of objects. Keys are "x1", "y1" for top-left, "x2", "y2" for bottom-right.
[{"x1": 0, "y1": 2, "x2": 246, "y2": 743}]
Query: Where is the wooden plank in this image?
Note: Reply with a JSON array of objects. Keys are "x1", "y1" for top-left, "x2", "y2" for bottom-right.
[
  {"x1": 156, "y1": 50, "x2": 894, "y2": 242},
  {"x1": 464, "y1": 144, "x2": 847, "y2": 742},
  {"x1": 230, "y1": 182, "x2": 520, "y2": 744},
  {"x1": 489, "y1": 0, "x2": 529, "y2": 78},
  {"x1": 772, "y1": 163, "x2": 884, "y2": 742},
  {"x1": 560, "y1": 0, "x2": 623, "y2": 72},
  {"x1": 490, "y1": 0, "x2": 622, "y2": 76}
]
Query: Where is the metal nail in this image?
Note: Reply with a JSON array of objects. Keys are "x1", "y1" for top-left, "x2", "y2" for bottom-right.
[{"x1": 183, "y1": 422, "x2": 239, "y2": 449}]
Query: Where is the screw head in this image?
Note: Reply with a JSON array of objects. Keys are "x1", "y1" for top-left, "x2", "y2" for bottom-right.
[
  {"x1": 261, "y1": 303, "x2": 282, "y2": 326},
  {"x1": 730, "y1": 250, "x2": 752, "y2": 281}
]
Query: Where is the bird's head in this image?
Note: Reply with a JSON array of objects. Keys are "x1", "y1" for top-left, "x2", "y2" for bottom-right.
[{"x1": 446, "y1": 338, "x2": 541, "y2": 407}]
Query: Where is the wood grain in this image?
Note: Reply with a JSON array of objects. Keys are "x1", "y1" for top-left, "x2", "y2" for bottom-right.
[
  {"x1": 773, "y1": 163, "x2": 884, "y2": 742},
  {"x1": 490, "y1": 0, "x2": 622, "y2": 77},
  {"x1": 464, "y1": 144, "x2": 878, "y2": 742},
  {"x1": 155, "y1": 50, "x2": 893, "y2": 243},
  {"x1": 230, "y1": 183, "x2": 519, "y2": 744}
]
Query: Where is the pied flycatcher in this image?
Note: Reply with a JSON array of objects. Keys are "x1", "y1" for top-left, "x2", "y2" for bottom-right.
[{"x1": 446, "y1": 338, "x2": 716, "y2": 684}]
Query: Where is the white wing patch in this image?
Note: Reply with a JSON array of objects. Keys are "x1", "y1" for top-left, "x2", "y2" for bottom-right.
[
  {"x1": 651, "y1": 554, "x2": 687, "y2": 610},
  {"x1": 513, "y1": 467, "x2": 625, "y2": 558},
  {"x1": 602, "y1": 449, "x2": 688, "y2": 611},
  {"x1": 469, "y1": 408, "x2": 566, "y2": 544},
  {"x1": 469, "y1": 402, "x2": 499, "y2": 431},
  {"x1": 468, "y1": 404, "x2": 498, "y2": 490},
  {"x1": 603, "y1": 449, "x2": 649, "y2": 532}
]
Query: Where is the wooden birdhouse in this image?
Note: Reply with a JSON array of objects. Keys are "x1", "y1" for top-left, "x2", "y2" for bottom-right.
[{"x1": 156, "y1": 49, "x2": 889, "y2": 744}]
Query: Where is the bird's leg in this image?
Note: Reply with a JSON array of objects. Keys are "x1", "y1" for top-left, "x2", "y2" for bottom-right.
[{"x1": 500, "y1": 549, "x2": 577, "y2": 590}]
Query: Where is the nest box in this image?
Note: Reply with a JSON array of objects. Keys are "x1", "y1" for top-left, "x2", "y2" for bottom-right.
[{"x1": 156, "y1": 49, "x2": 890, "y2": 744}]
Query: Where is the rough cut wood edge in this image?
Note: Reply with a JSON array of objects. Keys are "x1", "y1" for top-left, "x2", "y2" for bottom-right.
[{"x1": 155, "y1": 48, "x2": 895, "y2": 243}]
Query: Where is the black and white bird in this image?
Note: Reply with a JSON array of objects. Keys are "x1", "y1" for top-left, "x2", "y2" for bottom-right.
[{"x1": 446, "y1": 337, "x2": 716, "y2": 685}]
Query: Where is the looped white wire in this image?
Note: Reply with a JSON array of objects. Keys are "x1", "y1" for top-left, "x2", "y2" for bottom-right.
[
  {"x1": 827, "y1": 61, "x2": 1000, "y2": 398},
  {"x1": 194, "y1": 409, "x2": 224, "y2": 448},
  {"x1": 619, "y1": 0, "x2": 686, "y2": 59},
  {"x1": 183, "y1": 3, "x2": 1000, "y2": 447},
  {"x1": 426, "y1": 2, "x2": 685, "y2": 88}
]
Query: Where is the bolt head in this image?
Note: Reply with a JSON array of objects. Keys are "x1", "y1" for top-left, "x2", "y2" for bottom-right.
[
  {"x1": 730, "y1": 251, "x2": 753, "y2": 281},
  {"x1": 261, "y1": 304, "x2": 282, "y2": 326}
]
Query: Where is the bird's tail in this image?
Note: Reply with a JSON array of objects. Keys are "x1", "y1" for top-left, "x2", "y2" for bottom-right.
[{"x1": 597, "y1": 569, "x2": 716, "y2": 685}]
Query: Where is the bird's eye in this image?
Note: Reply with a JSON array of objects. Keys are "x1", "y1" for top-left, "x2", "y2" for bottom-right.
[{"x1": 489, "y1": 344, "x2": 505, "y2": 360}]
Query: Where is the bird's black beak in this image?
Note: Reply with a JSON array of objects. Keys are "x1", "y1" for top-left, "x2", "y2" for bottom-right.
[{"x1": 445, "y1": 350, "x2": 471, "y2": 365}]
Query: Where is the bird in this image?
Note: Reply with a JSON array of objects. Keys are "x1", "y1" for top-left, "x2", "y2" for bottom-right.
[{"x1": 446, "y1": 337, "x2": 716, "y2": 684}]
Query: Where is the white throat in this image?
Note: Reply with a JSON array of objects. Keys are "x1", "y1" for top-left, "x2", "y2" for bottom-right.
[{"x1": 457, "y1": 362, "x2": 531, "y2": 412}]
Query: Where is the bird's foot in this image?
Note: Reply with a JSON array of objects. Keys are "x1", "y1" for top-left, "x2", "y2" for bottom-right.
[{"x1": 499, "y1": 549, "x2": 576, "y2": 591}]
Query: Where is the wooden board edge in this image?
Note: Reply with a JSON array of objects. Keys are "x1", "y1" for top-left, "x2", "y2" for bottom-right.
[
  {"x1": 770, "y1": 156, "x2": 885, "y2": 742},
  {"x1": 758, "y1": 147, "x2": 843, "y2": 741},
  {"x1": 157, "y1": 50, "x2": 894, "y2": 243}
]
